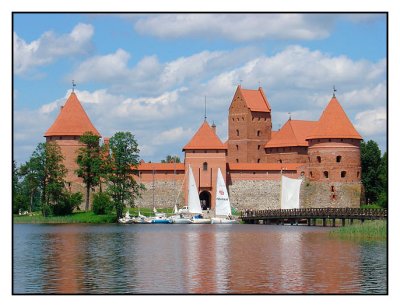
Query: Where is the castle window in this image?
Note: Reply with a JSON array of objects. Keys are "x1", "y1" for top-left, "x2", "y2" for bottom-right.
[
  {"x1": 278, "y1": 159, "x2": 282, "y2": 163},
  {"x1": 331, "y1": 185, "x2": 335, "y2": 192},
  {"x1": 236, "y1": 129, "x2": 240, "y2": 136},
  {"x1": 317, "y1": 156, "x2": 321, "y2": 163},
  {"x1": 232, "y1": 117, "x2": 235, "y2": 121},
  {"x1": 237, "y1": 117, "x2": 239, "y2": 121},
  {"x1": 242, "y1": 117, "x2": 244, "y2": 121},
  {"x1": 203, "y1": 162, "x2": 208, "y2": 171},
  {"x1": 257, "y1": 130, "x2": 261, "y2": 137},
  {"x1": 341, "y1": 171, "x2": 347, "y2": 178},
  {"x1": 309, "y1": 171, "x2": 313, "y2": 178},
  {"x1": 357, "y1": 171, "x2": 360, "y2": 178},
  {"x1": 301, "y1": 171, "x2": 305, "y2": 177},
  {"x1": 236, "y1": 145, "x2": 239, "y2": 150},
  {"x1": 336, "y1": 156, "x2": 342, "y2": 163},
  {"x1": 236, "y1": 159, "x2": 239, "y2": 163},
  {"x1": 257, "y1": 159, "x2": 261, "y2": 163},
  {"x1": 323, "y1": 171, "x2": 329, "y2": 178},
  {"x1": 258, "y1": 145, "x2": 261, "y2": 150}
]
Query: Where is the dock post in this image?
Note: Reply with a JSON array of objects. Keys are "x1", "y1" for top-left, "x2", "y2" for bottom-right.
[
  {"x1": 350, "y1": 219, "x2": 353, "y2": 225},
  {"x1": 323, "y1": 218, "x2": 326, "y2": 227},
  {"x1": 342, "y1": 218, "x2": 346, "y2": 227},
  {"x1": 332, "y1": 218, "x2": 336, "y2": 227},
  {"x1": 313, "y1": 218, "x2": 317, "y2": 226},
  {"x1": 307, "y1": 219, "x2": 311, "y2": 226}
]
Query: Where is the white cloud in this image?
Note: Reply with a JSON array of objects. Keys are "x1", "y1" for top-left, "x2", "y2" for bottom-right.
[
  {"x1": 134, "y1": 14, "x2": 333, "y2": 41},
  {"x1": 14, "y1": 23, "x2": 94, "y2": 75},
  {"x1": 153, "y1": 127, "x2": 194, "y2": 145},
  {"x1": 71, "y1": 49, "x2": 131, "y2": 83},
  {"x1": 355, "y1": 107, "x2": 387, "y2": 137}
]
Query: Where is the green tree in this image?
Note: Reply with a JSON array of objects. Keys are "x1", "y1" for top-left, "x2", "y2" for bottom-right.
[
  {"x1": 18, "y1": 159, "x2": 41, "y2": 214},
  {"x1": 377, "y1": 151, "x2": 387, "y2": 207},
  {"x1": 76, "y1": 132, "x2": 102, "y2": 211},
  {"x1": 161, "y1": 155, "x2": 181, "y2": 163},
  {"x1": 107, "y1": 132, "x2": 144, "y2": 218},
  {"x1": 360, "y1": 140, "x2": 383, "y2": 204},
  {"x1": 29, "y1": 142, "x2": 67, "y2": 215}
]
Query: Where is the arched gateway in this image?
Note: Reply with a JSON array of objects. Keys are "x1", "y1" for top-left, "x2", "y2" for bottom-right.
[{"x1": 199, "y1": 190, "x2": 211, "y2": 210}]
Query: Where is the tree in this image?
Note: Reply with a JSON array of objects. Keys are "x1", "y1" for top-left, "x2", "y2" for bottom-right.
[
  {"x1": 76, "y1": 132, "x2": 102, "y2": 211},
  {"x1": 107, "y1": 132, "x2": 144, "y2": 218},
  {"x1": 18, "y1": 159, "x2": 41, "y2": 214},
  {"x1": 161, "y1": 155, "x2": 181, "y2": 163},
  {"x1": 28, "y1": 142, "x2": 67, "y2": 215},
  {"x1": 377, "y1": 151, "x2": 387, "y2": 207},
  {"x1": 360, "y1": 140, "x2": 383, "y2": 204}
]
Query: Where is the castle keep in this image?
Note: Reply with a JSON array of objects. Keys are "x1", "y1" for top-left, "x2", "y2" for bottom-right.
[{"x1": 45, "y1": 86, "x2": 362, "y2": 211}]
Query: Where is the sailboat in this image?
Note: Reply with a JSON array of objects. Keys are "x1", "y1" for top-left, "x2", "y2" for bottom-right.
[
  {"x1": 211, "y1": 168, "x2": 239, "y2": 224},
  {"x1": 187, "y1": 165, "x2": 211, "y2": 224}
]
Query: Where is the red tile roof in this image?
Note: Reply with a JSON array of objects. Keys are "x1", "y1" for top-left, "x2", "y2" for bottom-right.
[
  {"x1": 265, "y1": 120, "x2": 317, "y2": 148},
  {"x1": 228, "y1": 163, "x2": 304, "y2": 171},
  {"x1": 137, "y1": 163, "x2": 185, "y2": 171},
  {"x1": 238, "y1": 86, "x2": 271, "y2": 113},
  {"x1": 44, "y1": 92, "x2": 100, "y2": 137},
  {"x1": 182, "y1": 121, "x2": 226, "y2": 150},
  {"x1": 306, "y1": 96, "x2": 362, "y2": 140}
]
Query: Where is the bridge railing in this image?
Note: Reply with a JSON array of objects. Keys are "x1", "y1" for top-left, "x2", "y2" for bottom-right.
[{"x1": 240, "y1": 208, "x2": 387, "y2": 219}]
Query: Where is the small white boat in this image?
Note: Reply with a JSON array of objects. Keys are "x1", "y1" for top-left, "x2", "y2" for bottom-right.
[
  {"x1": 118, "y1": 210, "x2": 134, "y2": 224},
  {"x1": 191, "y1": 214, "x2": 211, "y2": 224},
  {"x1": 151, "y1": 212, "x2": 172, "y2": 224},
  {"x1": 210, "y1": 217, "x2": 239, "y2": 224},
  {"x1": 170, "y1": 214, "x2": 192, "y2": 224}
]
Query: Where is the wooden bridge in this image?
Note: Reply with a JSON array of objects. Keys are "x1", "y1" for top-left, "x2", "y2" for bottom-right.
[{"x1": 240, "y1": 208, "x2": 387, "y2": 227}]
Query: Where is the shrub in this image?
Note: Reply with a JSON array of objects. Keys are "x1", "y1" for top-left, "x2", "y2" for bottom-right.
[
  {"x1": 52, "y1": 192, "x2": 83, "y2": 216},
  {"x1": 92, "y1": 192, "x2": 113, "y2": 215}
]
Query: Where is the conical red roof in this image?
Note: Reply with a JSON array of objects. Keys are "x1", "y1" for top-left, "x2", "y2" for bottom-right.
[
  {"x1": 183, "y1": 121, "x2": 226, "y2": 150},
  {"x1": 44, "y1": 92, "x2": 100, "y2": 137},
  {"x1": 306, "y1": 96, "x2": 362, "y2": 140}
]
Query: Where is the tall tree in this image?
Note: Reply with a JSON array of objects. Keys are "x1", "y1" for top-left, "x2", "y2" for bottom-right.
[
  {"x1": 76, "y1": 132, "x2": 102, "y2": 211},
  {"x1": 377, "y1": 151, "x2": 388, "y2": 207},
  {"x1": 107, "y1": 132, "x2": 144, "y2": 218},
  {"x1": 18, "y1": 159, "x2": 41, "y2": 213},
  {"x1": 29, "y1": 142, "x2": 67, "y2": 215},
  {"x1": 360, "y1": 140, "x2": 383, "y2": 204}
]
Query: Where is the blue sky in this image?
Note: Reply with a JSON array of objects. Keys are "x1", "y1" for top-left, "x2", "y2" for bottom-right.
[{"x1": 13, "y1": 13, "x2": 387, "y2": 164}]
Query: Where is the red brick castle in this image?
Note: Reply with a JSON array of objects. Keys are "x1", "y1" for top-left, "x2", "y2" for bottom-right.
[{"x1": 45, "y1": 86, "x2": 362, "y2": 211}]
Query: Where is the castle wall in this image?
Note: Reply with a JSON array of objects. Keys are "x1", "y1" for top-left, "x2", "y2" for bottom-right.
[
  {"x1": 265, "y1": 147, "x2": 308, "y2": 164},
  {"x1": 300, "y1": 180, "x2": 362, "y2": 208},
  {"x1": 135, "y1": 180, "x2": 185, "y2": 209}
]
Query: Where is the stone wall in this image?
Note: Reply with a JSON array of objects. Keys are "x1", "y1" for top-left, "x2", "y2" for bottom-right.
[
  {"x1": 228, "y1": 178, "x2": 362, "y2": 211},
  {"x1": 228, "y1": 180, "x2": 281, "y2": 211},
  {"x1": 300, "y1": 180, "x2": 362, "y2": 208},
  {"x1": 136, "y1": 180, "x2": 184, "y2": 210}
]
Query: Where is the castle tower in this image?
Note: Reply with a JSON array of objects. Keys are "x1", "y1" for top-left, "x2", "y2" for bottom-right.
[
  {"x1": 305, "y1": 96, "x2": 362, "y2": 182},
  {"x1": 182, "y1": 121, "x2": 227, "y2": 210},
  {"x1": 44, "y1": 92, "x2": 101, "y2": 196},
  {"x1": 227, "y1": 85, "x2": 272, "y2": 163}
]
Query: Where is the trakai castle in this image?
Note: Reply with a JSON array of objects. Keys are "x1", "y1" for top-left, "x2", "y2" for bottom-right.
[{"x1": 44, "y1": 85, "x2": 363, "y2": 211}]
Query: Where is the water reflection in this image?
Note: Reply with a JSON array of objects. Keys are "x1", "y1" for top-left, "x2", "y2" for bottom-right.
[{"x1": 13, "y1": 224, "x2": 387, "y2": 294}]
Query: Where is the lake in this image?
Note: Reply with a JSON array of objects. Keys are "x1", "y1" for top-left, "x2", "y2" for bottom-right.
[{"x1": 12, "y1": 223, "x2": 387, "y2": 294}]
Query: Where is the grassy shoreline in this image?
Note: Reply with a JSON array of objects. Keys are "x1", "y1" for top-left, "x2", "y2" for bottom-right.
[
  {"x1": 13, "y1": 211, "x2": 117, "y2": 224},
  {"x1": 329, "y1": 220, "x2": 387, "y2": 240}
]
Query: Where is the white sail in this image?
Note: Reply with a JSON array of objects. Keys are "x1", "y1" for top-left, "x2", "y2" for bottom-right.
[
  {"x1": 188, "y1": 165, "x2": 202, "y2": 214},
  {"x1": 215, "y1": 168, "x2": 231, "y2": 216},
  {"x1": 281, "y1": 175, "x2": 302, "y2": 209}
]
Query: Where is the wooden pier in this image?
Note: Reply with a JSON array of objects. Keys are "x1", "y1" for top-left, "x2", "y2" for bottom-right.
[{"x1": 240, "y1": 208, "x2": 387, "y2": 227}]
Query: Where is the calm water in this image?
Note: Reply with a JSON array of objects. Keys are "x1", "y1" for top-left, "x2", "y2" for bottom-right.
[{"x1": 13, "y1": 223, "x2": 387, "y2": 294}]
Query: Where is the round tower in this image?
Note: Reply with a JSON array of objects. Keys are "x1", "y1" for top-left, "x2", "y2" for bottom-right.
[{"x1": 306, "y1": 96, "x2": 362, "y2": 183}]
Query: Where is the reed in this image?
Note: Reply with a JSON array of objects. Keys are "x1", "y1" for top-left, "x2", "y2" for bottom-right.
[{"x1": 330, "y1": 220, "x2": 387, "y2": 240}]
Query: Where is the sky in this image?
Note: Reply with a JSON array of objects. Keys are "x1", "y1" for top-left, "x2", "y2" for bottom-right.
[{"x1": 13, "y1": 12, "x2": 387, "y2": 165}]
